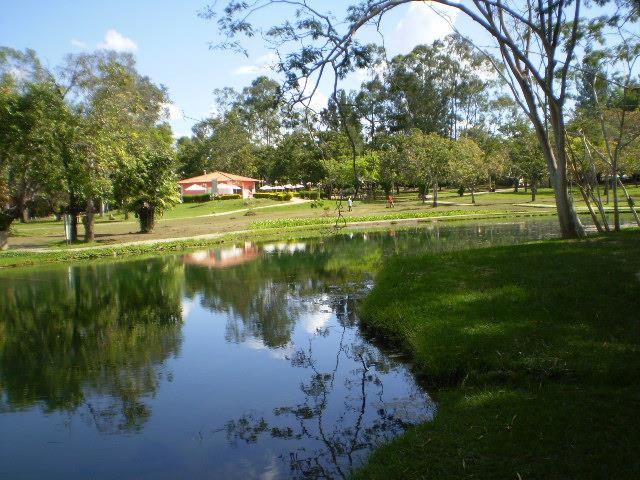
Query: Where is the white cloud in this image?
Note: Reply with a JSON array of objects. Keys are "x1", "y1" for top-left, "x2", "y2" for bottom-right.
[
  {"x1": 161, "y1": 102, "x2": 183, "y2": 121},
  {"x1": 8, "y1": 67, "x2": 26, "y2": 81},
  {"x1": 71, "y1": 38, "x2": 87, "y2": 49},
  {"x1": 233, "y1": 52, "x2": 278, "y2": 75},
  {"x1": 233, "y1": 65, "x2": 262, "y2": 75},
  {"x1": 295, "y1": 77, "x2": 329, "y2": 113},
  {"x1": 98, "y1": 29, "x2": 138, "y2": 52},
  {"x1": 388, "y1": 2, "x2": 459, "y2": 55}
]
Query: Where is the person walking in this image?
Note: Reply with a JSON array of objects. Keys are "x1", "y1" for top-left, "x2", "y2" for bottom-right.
[
  {"x1": 347, "y1": 196, "x2": 353, "y2": 212},
  {"x1": 388, "y1": 194, "x2": 395, "y2": 208}
]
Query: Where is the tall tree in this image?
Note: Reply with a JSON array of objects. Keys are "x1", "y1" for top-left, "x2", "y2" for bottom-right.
[
  {"x1": 211, "y1": 0, "x2": 640, "y2": 238},
  {"x1": 113, "y1": 125, "x2": 180, "y2": 233}
]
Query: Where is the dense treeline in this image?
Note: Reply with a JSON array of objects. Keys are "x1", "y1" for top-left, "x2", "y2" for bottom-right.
[
  {"x1": 0, "y1": 48, "x2": 179, "y2": 241},
  {"x1": 176, "y1": 37, "x2": 552, "y2": 200},
  {"x1": 1, "y1": 25, "x2": 639, "y2": 244}
]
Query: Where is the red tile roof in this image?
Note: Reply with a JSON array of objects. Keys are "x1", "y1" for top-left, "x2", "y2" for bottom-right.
[{"x1": 178, "y1": 171, "x2": 261, "y2": 184}]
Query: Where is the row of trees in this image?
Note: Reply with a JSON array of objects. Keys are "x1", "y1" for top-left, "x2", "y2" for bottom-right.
[
  {"x1": 211, "y1": 0, "x2": 640, "y2": 238},
  {"x1": 173, "y1": 36, "x2": 556, "y2": 203},
  {"x1": 0, "y1": 48, "x2": 179, "y2": 242}
]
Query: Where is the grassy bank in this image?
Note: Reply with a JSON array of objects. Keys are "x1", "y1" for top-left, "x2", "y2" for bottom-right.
[
  {"x1": 0, "y1": 210, "x2": 563, "y2": 269},
  {"x1": 355, "y1": 230, "x2": 640, "y2": 479},
  {"x1": 0, "y1": 226, "x2": 335, "y2": 269}
]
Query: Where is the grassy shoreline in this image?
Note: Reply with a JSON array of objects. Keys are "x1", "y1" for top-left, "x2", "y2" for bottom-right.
[
  {"x1": 0, "y1": 210, "x2": 561, "y2": 269},
  {"x1": 354, "y1": 229, "x2": 640, "y2": 479}
]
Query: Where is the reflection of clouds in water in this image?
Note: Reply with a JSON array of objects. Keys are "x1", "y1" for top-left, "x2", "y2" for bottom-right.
[
  {"x1": 302, "y1": 309, "x2": 332, "y2": 334},
  {"x1": 260, "y1": 453, "x2": 281, "y2": 480},
  {"x1": 262, "y1": 242, "x2": 307, "y2": 254},
  {"x1": 181, "y1": 298, "x2": 197, "y2": 320},
  {"x1": 243, "y1": 337, "x2": 293, "y2": 360}
]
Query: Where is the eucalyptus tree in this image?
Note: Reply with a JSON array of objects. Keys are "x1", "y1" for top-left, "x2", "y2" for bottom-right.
[
  {"x1": 354, "y1": 76, "x2": 388, "y2": 143},
  {"x1": 178, "y1": 111, "x2": 257, "y2": 177},
  {"x1": 384, "y1": 37, "x2": 493, "y2": 138},
  {"x1": 210, "y1": 0, "x2": 640, "y2": 238},
  {"x1": 237, "y1": 76, "x2": 285, "y2": 146},
  {"x1": 572, "y1": 29, "x2": 640, "y2": 230}
]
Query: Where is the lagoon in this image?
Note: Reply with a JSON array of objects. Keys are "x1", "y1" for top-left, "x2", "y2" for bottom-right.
[{"x1": 0, "y1": 218, "x2": 566, "y2": 479}]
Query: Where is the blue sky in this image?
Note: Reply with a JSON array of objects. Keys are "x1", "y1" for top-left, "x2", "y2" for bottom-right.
[{"x1": 1, "y1": 0, "x2": 478, "y2": 137}]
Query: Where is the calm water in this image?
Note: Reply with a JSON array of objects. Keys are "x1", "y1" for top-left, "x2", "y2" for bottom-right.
[{"x1": 0, "y1": 218, "x2": 565, "y2": 479}]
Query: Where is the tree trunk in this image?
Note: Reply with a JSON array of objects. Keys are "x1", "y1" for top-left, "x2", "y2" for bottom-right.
[
  {"x1": 0, "y1": 230, "x2": 8, "y2": 251},
  {"x1": 83, "y1": 199, "x2": 96, "y2": 243},
  {"x1": 524, "y1": 180, "x2": 528, "y2": 193},
  {"x1": 471, "y1": 186, "x2": 476, "y2": 205},
  {"x1": 550, "y1": 170, "x2": 585, "y2": 238},
  {"x1": 21, "y1": 206, "x2": 30, "y2": 223},
  {"x1": 69, "y1": 214, "x2": 78, "y2": 242},
  {"x1": 432, "y1": 179, "x2": 439, "y2": 208},
  {"x1": 68, "y1": 194, "x2": 79, "y2": 242},
  {"x1": 138, "y1": 204, "x2": 156, "y2": 233},
  {"x1": 513, "y1": 178, "x2": 519, "y2": 193},
  {"x1": 540, "y1": 102, "x2": 585, "y2": 238},
  {"x1": 612, "y1": 165, "x2": 620, "y2": 232},
  {"x1": 531, "y1": 183, "x2": 537, "y2": 202}
]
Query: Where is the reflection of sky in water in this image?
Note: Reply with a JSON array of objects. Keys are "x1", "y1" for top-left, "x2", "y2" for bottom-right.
[{"x1": 1, "y1": 218, "x2": 574, "y2": 479}]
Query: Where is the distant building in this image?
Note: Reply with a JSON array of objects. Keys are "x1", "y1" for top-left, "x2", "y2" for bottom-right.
[{"x1": 178, "y1": 171, "x2": 260, "y2": 199}]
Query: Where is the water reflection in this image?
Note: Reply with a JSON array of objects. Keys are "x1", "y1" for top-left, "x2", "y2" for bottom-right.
[
  {"x1": 0, "y1": 218, "x2": 566, "y2": 479},
  {"x1": 217, "y1": 316, "x2": 434, "y2": 479},
  {"x1": 0, "y1": 259, "x2": 184, "y2": 433}
]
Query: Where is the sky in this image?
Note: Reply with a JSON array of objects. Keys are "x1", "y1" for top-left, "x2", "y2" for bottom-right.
[{"x1": 0, "y1": 0, "x2": 481, "y2": 138}]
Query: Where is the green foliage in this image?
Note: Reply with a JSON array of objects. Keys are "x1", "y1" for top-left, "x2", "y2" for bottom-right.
[
  {"x1": 215, "y1": 193, "x2": 242, "y2": 200},
  {"x1": 449, "y1": 137, "x2": 488, "y2": 194},
  {"x1": 297, "y1": 190, "x2": 320, "y2": 199},
  {"x1": 182, "y1": 194, "x2": 212, "y2": 203},
  {"x1": 254, "y1": 192, "x2": 292, "y2": 201},
  {"x1": 113, "y1": 125, "x2": 180, "y2": 232}
]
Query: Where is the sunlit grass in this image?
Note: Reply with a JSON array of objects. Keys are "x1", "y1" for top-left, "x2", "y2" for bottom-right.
[{"x1": 355, "y1": 229, "x2": 640, "y2": 479}]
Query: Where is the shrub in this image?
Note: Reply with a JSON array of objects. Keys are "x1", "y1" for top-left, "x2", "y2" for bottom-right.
[
  {"x1": 182, "y1": 194, "x2": 211, "y2": 203},
  {"x1": 215, "y1": 194, "x2": 242, "y2": 200},
  {"x1": 298, "y1": 190, "x2": 321, "y2": 199},
  {"x1": 249, "y1": 209, "x2": 511, "y2": 229},
  {"x1": 254, "y1": 192, "x2": 293, "y2": 201}
]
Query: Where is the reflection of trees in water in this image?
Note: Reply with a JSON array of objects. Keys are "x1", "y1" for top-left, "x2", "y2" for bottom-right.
[
  {"x1": 183, "y1": 245, "x2": 371, "y2": 349},
  {"x1": 0, "y1": 259, "x2": 184, "y2": 433},
  {"x1": 218, "y1": 324, "x2": 432, "y2": 479}
]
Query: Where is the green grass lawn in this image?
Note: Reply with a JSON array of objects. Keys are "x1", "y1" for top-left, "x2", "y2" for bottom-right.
[
  {"x1": 6, "y1": 186, "x2": 639, "y2": 249},
  {"x1": 355, "y1": 230, "x2": 640, "y2": 479}
]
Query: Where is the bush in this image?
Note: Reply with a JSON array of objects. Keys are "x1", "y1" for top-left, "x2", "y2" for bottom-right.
[
  {"x1": 182, "y1": 194, "x2": 211, "y2": 203},
  {"x1": 254, "y1": 192, "x2": 293, "y2": 201},
  {"x1": 298, "y1": 190, "x2": 320, "y2": 200},
  {"x1": 215, "y1": 194, "x2": 242, "y2": 200}
]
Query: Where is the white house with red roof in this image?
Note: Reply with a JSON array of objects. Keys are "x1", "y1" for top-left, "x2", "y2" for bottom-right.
[{"x1": 178, "y1": 171, "x2": 261, "y2": 199}]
